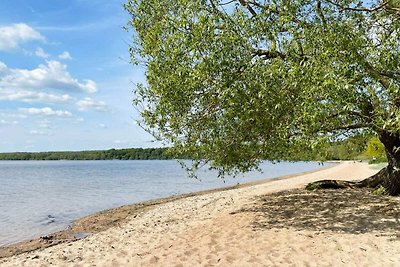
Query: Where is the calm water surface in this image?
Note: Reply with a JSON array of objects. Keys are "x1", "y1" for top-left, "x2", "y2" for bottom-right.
[{"x1": 0, "y1": 160, "x2": 333, "y2": 246}]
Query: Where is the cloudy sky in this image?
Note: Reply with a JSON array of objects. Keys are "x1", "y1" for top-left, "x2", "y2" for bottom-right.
[{"x1": 0, "y1": 0, "x2": 158, "y2": 152}]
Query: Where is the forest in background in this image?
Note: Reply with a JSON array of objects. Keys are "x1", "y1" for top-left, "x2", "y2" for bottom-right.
[
  {"x1": 0, "y1": 136, "x2": 386, "y2": 162},
  {"x1": 0, "y1": 148, "x2": 179, "y2": 160}
]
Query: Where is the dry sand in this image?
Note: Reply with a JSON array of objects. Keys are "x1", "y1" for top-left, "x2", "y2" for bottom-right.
[{"x1": 2, "y1": 161, "x2": 400, "y2": 266}]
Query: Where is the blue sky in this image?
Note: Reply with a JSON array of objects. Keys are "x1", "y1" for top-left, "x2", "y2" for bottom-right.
[{"x1": 0, "y1": 0, "x2": 158, "y2": 152}]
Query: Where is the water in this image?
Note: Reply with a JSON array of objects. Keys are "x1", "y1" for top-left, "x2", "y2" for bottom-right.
[{"x1": 0, "y1": 160, "x2": 332, "y2": 246}]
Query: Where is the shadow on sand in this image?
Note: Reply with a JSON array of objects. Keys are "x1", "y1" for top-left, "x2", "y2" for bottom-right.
[{"x1": 234, "y1": 188, "x2": 400, "y2": 236}]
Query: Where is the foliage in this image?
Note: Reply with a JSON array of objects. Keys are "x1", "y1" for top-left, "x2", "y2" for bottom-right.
[
  {"x1": 314, "y1": 135, "x2": 369, "y2": 161},
  {"x1": 125, "y1": 0, "x2": 400, "y2": 176},
  {"x1": 305, "y1": 182, "x2": 321, "y2": 191},
  {"x1": 369, "y1": 157, "x2": 388, "y2": 164},
  {"x1": 0, "y1": 148, "x2": 188, "y2": 161},
  {"x1": 280, "y1": 134, "x2": 369, "y2": 161},
  {"x1": 364, "y1": 136, "x2": 387, "y2": 161},
  {"x1": 372, "y1": 185, "x2": 387, "y2": 195}
]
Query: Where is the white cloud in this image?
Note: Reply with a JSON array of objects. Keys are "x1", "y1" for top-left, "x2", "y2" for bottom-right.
[
  {"x1": 0, "y1": 23, "x2": 44, "y2": 51},
  {"x1": 0, "y1": 90, "x2": 72, "y2": 103},
  {"x1": 98, "y1": 123, "x2": 107, "y2": 128},
  {"x1": 19, "y1": 107, "x2": 72, "y2": 117},
  {"x1": 0, "y1": 60, "x2": 98, "y2": 101},
  {"x1": 113, "y1": 140, "x2": 129, "y2": 145},
  {"x1": 58, "y1": 51, "x2": 72, "y2": 60},
  {"x1": 37, "y1": 119, "x2": 51, "y2": 129},
  {"x1": 76, "y1": 97, "x2": 109, "y2": 112},
  {"x1": 82, "y1": 80, "x2": 97, "y2": 93},
  {"x1": 38, "y1": 121, "x2": 51, "y2": 128},
  {"x1": 0, "y1": 112, "x2": 27, "y2": 119},
  {"x1": 0, "y1": 119, "x2": 18, "y2": 125},
  {"x1": 29, "y1": 130, "x2": 51, "y2": 136},
  {"x1": 35, "y1": 47, "x2": 50, "y2": 59},
  {"x1": 0, "y1": 61, "x2": 7, "y2": 72}
]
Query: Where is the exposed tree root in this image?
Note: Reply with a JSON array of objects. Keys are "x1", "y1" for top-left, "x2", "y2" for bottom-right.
[
  {"x1": 305, "y1": 180, "x2": 357, "y2": 191},
  {"x1": 305, "y1": 167, "x2": 392, "y2": 194}
]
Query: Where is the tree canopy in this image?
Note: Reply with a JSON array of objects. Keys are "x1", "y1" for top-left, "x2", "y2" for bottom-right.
[{"x1": 125, "y1": 0, "x2": 400, "y2": 177}]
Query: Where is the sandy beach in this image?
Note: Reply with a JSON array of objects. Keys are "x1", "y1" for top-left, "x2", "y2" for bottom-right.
[{"x1": 1, "y1": 161, "x2": 400, "y2": 266}]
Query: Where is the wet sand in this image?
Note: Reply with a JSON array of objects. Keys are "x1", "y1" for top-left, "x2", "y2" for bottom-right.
[{"x1": 2, "y1": 161, "x2": 400, "y2": 266}]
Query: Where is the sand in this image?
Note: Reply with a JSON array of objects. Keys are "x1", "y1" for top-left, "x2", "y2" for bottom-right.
[{"x1": 1, "y1": 161, "x2": 400, "y2": 266}]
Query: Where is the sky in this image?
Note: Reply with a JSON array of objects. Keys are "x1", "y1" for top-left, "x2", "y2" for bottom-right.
[{"x1": 0, "y1": 0, "x2": 158, "y2": 152}]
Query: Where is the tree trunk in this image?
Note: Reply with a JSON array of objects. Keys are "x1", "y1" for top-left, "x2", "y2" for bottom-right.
[
  {"x1": 375, "y1": 131, "x2": 400, "y2": 195},
  {"x1": 306, "y1": 131, "x2": 400, "y2": 196},
  {"x1": 346, "y1": 131, "x2": 400, "y2": 195}
]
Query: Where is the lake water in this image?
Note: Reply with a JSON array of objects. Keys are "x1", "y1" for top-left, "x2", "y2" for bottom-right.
[{"x1": 0, "y1": 160, "x2": 332, "y2": 246}]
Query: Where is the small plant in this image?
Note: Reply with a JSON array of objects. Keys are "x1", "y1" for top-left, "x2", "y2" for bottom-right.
[
  {"x1": 372, "y1": 185, "x2": 386, "y2": 195},
  {"x1": 305, "y1": 182, "x2": 321, "y2": 191}
]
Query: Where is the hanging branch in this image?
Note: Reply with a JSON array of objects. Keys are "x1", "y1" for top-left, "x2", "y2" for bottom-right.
[{"x1": 324, "y1": 0, "x2": 389, "y2": 12}]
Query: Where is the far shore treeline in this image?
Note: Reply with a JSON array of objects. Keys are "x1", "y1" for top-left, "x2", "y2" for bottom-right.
[
  {"x1": 0, "y1": 135, "x2": 387, "y2": 162},
  {"x1": 0, "y1": 148, "x2": 188, "y2": 161}
]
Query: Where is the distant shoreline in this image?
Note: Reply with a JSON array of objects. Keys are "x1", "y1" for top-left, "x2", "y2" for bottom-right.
[{"x1": 0, "y1": 147, "x2": 189, "y2": 161}]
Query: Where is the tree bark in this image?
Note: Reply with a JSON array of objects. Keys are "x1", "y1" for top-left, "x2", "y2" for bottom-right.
[
  {"x1": 306, "y1": 131, "x2": 400, "y2": 196},
  {"x1": 374, "y1": 131, "x2": 400, "y2": 195}
]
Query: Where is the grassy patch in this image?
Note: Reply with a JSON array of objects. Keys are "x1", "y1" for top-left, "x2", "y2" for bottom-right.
[
  {"x1": 368, "y1": 157, "x2": 388, "y2": 164},
  {"x1": 305, "y1": 182, "x2": 321, "y2": 191},
  {"x1": 372, "y1": 185, "x2": 386, "y2": 195}
]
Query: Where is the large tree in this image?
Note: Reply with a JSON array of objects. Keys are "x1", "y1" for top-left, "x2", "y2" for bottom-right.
[{"x1": 125, "y1": 0, "x2": 400, "y2": 195}]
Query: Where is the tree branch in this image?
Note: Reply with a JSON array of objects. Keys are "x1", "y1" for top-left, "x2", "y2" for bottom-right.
[
  {"x1": 379, "y1": 70, "x2": 400, "y2": 82},
  {"x1": 333, "y1": 123, "x2": 369, "y2": 131},
  {"x1": 208, "y1": 0, "x2": 245, "y2": 38},
  {"x1": 324, "y1": 0, "x2": 389, "y2": 12},
  {"x1": 252, "y1": 48, "x2": 286, "y2": 60},
  {"x1": 328, "y1": 110, "x2": 373, "y2": 122},
  {"x1": 354, "y1": 52, "x2": 392, "y2": 89},
  {"x1": 364, "y1": 61, "x2": 391, "y2": 89},
  {"x1": 316, "y1": 1, "x2": 327, "y2": 25},
  {"x1": 220, "y1": 0, "x2": 236, "y2": 5},
  {"x1": 239, "y1": 0, "x2": 257, "y2": 16}
]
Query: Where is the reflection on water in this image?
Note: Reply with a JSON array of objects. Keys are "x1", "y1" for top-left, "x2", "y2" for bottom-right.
[{"x1": 0, "y1": 160, "x2": 331, "y2": 246}]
